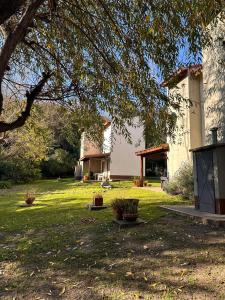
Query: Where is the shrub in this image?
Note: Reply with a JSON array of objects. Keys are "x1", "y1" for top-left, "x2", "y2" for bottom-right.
[
  {"x1": 41, "y1": 149, "x2": 75, "y2": 178},
  {"x1": 0, "y1": 181, "x2": 12, "y2": 189},
  {"x1": 0, "y1": 159, "x2": 41, "y2": 183},
  {"x1": 164, "y1": 180, "x2": 181, "y2": 195},
  {"x1": 165, "y1": 163, "x2": 194, "y2": 199}
]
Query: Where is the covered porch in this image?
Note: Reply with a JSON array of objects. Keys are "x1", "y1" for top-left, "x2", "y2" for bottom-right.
[
  {"x1": 135, "y1": 144, "x2": 169, "y2": 187},
  {"x1": 80, "y1": 153, "x2": 110, "y2": 181}
]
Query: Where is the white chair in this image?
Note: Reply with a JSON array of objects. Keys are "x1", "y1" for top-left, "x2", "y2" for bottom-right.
[{"x1": 97, "y1": 173, "x2": 103, "y2": 181}]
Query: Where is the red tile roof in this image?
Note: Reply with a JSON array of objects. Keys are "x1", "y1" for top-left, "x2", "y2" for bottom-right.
[
  {"x1": 135, "y1": 144, "x2": 169, "y2": 157},
  {"x1": 162, "y1": 64, "x2": 202, "y2": 87},
  {"x1": 80, "y1": 152, "x2": 110, "y2": 161}
]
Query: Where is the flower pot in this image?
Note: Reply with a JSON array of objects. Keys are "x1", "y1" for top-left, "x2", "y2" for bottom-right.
[
  {"x1": 123, "y1": 213, "x2": 138, "y2": 222},
  {"x1": 93, "y1": 196, "x2": 103, "y2": 206},
  {"x1": 133, "y1": 180, "x2": 143, "y2": 187},
  {"x1": 83, "y1": 175, "x2": 89, "y2": 181},
  {"x1": 25, "y1": 197, "x2": 35, "y2": 205},
  {"x1": 113, "y1": 208, "x2": 124, "y2": 220}
]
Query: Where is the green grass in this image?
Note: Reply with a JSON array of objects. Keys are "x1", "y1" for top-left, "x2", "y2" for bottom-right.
[
  {"x1": 0, "y1": 179, "x2": 206, "y2": 299},
  {"x1": 0, "y1": 179, "x2": 177, "y2": 233}
]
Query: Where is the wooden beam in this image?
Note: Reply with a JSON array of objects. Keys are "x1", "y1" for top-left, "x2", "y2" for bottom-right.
[
  {"x1": 140, "y1": 156, "x2": 144, "y2": 187},
  {"x1": 88, "y1": 159, "x2": 91, "y2": 179}
]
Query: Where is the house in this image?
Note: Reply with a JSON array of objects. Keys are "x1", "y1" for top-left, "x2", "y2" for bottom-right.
[
  {"x1": 165, "y1": 64, "x2": 204, "y2": 178},
  {"x1": 78, "y1": 117, "x2": 145, "y2": 180},
  {"x1": 135, "y1": 15, "x2": 224, "y2": 181},
  {"x1": 165, "y1": 15, "x2": 225, "y2": 178}
]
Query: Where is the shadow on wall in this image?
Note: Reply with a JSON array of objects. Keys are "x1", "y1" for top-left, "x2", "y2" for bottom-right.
[{"x1": 203, "y1": 19, "x2": 225, "y2": 144}]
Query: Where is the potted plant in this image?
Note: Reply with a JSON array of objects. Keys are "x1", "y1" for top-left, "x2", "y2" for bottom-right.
[
  {"x1": 93, "y1": 193, "x2": 103, "y2": 206},
  {"x1": 25, "y1": 192, "x2": 35, "y2": 205},
  {"x1": 83, "y1": 173, "x2": 89, "y2": 181},
  {"x1": 123, "y1": 199, "x2": 139, "y2": 222},
  {"x1": 111, "y1": 198, "x2": 126, "y2": 220},
  {"x1": 133, "y1": 177, "x2": 143, "y2": 187}
]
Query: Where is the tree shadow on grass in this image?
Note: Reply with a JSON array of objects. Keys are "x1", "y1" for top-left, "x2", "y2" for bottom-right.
[{"x1": 1, "y1": 211, "x2": 225, "y2": 299}]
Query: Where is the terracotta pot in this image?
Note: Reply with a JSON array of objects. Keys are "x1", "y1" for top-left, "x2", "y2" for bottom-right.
[
  {"x1": 26, "y1": 197, "x2": 35, "y2": 205},
  {"x1": 123, "y1": 213, "x2": 138, "y2": 222},
  {"x1": 93, "y1": 197, "x2": 103, "y2": 206},
  {"x1": 133, "y1": 180, "x2": 139, "y2": 187},
  {"x1": 113, "y1": 208, "x2": 124, "y2": 220},
  {"x1": 83, "y1": 175, "x2": 89, "y2": 181}
]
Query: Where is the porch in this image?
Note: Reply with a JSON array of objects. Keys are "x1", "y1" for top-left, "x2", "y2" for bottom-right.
[
  {"x1": 80, "y1": 153, "x2": 110, "y2": 181},
  {"x1": 135, "y1": 144, "x2": 169, "y2": 187}
]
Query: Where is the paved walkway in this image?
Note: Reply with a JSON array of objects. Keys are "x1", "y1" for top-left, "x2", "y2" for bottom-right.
[{"x1": 161, "y1": 205, "x2": 225, "y2": 227}]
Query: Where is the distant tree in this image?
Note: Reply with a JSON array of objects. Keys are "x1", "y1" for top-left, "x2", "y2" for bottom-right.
[
  {"x1": 0, "y1": 101, "x2": 81, "y2": 180},
  {"x1": 40, "y1": 103, "x2": 81, "y2": 177},
  {"x1": 0, "y1": 1, "x2": 224, "y2": 137}
]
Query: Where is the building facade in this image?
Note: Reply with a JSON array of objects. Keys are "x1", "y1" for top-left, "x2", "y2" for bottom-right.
[
  {"x1": 79, "y1": 118, "x2": 145, "y2": 180},
  {"x1": 166, "y1": 15, "x2": 225, "y2": 179}
]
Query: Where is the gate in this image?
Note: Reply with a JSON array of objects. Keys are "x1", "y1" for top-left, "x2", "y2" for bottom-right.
[{"x1": 195, "y1": 150, "x2": 215, "y2": 213}]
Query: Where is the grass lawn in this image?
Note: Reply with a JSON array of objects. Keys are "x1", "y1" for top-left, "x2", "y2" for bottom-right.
[{"x1": 0, "y1": 179, "x2": 225, "y2": 299}]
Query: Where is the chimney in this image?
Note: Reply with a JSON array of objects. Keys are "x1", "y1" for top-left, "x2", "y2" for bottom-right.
[{"x1": 210, "y1": 127, "x2": 218, "y2": 144}]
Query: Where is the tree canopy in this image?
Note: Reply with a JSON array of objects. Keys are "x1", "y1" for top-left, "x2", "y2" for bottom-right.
[
  {"x1": 0, "y1": 0, "x2": 224, "y2": 137},
  {"x1": 0, "y1": 102, "x2": 81, "y2": 181}
]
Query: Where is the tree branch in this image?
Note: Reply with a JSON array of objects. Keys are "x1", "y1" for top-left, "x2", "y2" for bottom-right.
[
  {"x1": 0, "y1": 72, "x2": 51, "y2": 133},
  {"x1": 0, "y1": 0, "x2": 25, "y2": 25},
  {"x1": 0, "y1": 0, "x2": 45, "y2": 82}
]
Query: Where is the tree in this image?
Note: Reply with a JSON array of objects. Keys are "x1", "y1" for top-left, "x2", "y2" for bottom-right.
[
  {"x1": 39, "y1": 103, "x2": 81, "y2": 177},
  {"x1": 0, "y1": 101, "x2": 52, "y2": 181},
  {"x1": 0, "y1": 1, "x2": 224, "y2": 137},
  {"x1": 0, "y1": 101, "x2": 81, "y2": 181}
]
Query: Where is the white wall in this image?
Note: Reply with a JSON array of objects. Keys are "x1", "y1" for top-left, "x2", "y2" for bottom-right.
[
  {"x1": 102, "y1": 125, "x2": 111, "y2": 153},
  {"x1": 80, "y1": 132, "x2": 102, "y2": 157},
  {"x1": 109, "y1": 119, "x2": 145, "y2": 177},
  {"x1": 203, "y1": 16, "x2": 225, "y2": 144},
  {"x1": 167, "y1": 74, "x2": 203, "y2": 178}
]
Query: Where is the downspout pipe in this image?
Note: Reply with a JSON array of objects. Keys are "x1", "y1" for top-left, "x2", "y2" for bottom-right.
[{"x1": 210, "y1": 127, "x2": 218, "y2": 144}]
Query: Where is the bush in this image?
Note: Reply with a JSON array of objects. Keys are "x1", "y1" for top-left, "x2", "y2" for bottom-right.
[
  {"x1": 41, "y1": 149, "x2": 75, "y2": 178},
  {"x1": 0, "y1": 159, "x2": 41, "y2": 183},
  {"x1": 164, "y1": 163, "x2": 194, "y2": 199},
  {"x1": 0, "y1": 181, "x2": 12, "y2": 189}
]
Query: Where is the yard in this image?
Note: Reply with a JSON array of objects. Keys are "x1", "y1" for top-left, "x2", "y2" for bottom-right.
[{"x1": 1, "y1": 179, "x2": 225, "y2": 300}]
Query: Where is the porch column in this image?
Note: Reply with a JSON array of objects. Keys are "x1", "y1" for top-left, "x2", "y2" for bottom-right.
[
  {"x1": 88, "y1": 159, "x2": 91, "y2": 179},
  {"x1": 140, "y1": 156, "x2": 144, "y2": 187}
]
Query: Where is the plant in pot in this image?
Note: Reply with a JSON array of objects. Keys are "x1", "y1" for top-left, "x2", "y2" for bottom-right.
[
  {"x1": 133, "y1": 177, "x2": 143, "y2": 187},
  {"x1": 93, "y1": 193, "x2": 103, "y2": 206},
  {"x1": 25, "y1": 192, "x2": 35, "y2": 205},
  {"x1": 111, "y1": 198, "x2": 126, "y2": 220},
  {"x1": 123, "y1": 199, "x2": 139, "y2": 222},
  {"x1": 83, "y1": 173, "x2": 89, "y2": 181}
]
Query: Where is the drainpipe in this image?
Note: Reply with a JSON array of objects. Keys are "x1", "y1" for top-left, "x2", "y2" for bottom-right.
[{"x1": 210, "y1": 127, "x2": 218, "y2": 144}]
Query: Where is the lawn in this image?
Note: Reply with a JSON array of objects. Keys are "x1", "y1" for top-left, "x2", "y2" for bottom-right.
[{"x1": 0, "y1": 179, "x2": 225, "y2": 299}]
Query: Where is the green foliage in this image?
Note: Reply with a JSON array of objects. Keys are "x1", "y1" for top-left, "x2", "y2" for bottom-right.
[
  {"x1": 0, "y1": 159, "x2": 41, "y2": 183},
  {"x1": 111, "y1": 198, "x2": 139, "y2": 213},
  {"x1": 0, "y1": 102, "x2": 80, "y2": 182},
  {"x1": 2, "y1": 1, "x2": 224, "y2": 137},
  {"x1": 111, "y1": 198, "x2": 126, "y2": 210},
  {"x1": 41, "y1": 149, "x2": 75, "y2": 178},
  {"x1": 124, "y1": 199, "x2": 139, "y2": 214},
  {"x1": 0, "y1": 180, "x2": 12, "y2": 189},
  {"x1": 165, "y1": 163, "x2": 194, "y2": 199},
  {"x1": 39, "y1": 104, "x2": 80, "y2": 178}
]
